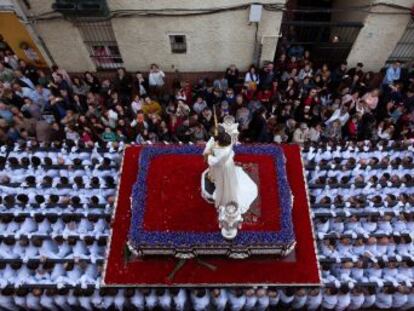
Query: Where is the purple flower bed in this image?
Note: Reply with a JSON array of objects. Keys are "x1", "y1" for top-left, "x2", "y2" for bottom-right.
[{"x1": 128, "y1": 144, "x2": 294, "y2": 249}]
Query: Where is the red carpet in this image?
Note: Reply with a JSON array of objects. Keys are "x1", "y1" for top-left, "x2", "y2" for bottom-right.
[
  {"x1": 103, "y1": 144, "x2": 320, "y2": 286},
  {"x1": 144, "y1": 154, "x2": 279, "y2": 232}
]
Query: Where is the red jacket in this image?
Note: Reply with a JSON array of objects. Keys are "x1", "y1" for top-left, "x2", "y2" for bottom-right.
[{"x1": 347, "y1": 120, "x2": 357, "y2": 137}]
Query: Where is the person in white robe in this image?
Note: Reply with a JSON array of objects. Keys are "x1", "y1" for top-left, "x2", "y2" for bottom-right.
[
  {"x1": 0, "y1": 288, "x2": 17, "y2": 311},
  {"x1": 190, "y1": 289, "x2": 210, "y2": 311},
  {"x1": 130, "y1": 289, "x2": 145, "y2": 311},
  {"x1": 227, "y1": 289, "x2": 246, "y2": 311},
  {"x1": 210, "y1": 288, "x2": 228, "y2": 311},
  {"x1": 202, "y1": 129, "x2": 257, "y2": 213},
  {"x1": 171, "y1": 288, "x2": 186, "y2": 311}
]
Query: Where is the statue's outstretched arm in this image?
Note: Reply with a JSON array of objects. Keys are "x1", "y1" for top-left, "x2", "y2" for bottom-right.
[{"x1": 203, "y1": 137, "x2": 215, "y2": 155}]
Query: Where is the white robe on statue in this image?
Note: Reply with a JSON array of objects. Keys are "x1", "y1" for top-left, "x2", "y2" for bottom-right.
[{"x1": 203, "y1": 137, "x2": 257, "y2": 213}]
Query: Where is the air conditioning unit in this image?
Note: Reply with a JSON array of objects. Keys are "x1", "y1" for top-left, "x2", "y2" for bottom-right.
[
  {"x1": 249, "y1": 4, "x2": 262, "y2": 23},
  {"x1": 52, "y1": 0, "x2": 109, "y2": 17},
  {"x1": 52, "y1": 1, "x2": 76, "y2": 13}
]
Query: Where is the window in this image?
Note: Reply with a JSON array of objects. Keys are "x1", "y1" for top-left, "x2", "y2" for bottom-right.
[
  {"x1": 76, "y1": 19, "x2": 123, "y2": 69},
  {"x1": 169, "y1": 35, "x2": 187, "y2": 54},
  {"x1": 388, "y1": 21, "x2": 414, "y2": 64}
]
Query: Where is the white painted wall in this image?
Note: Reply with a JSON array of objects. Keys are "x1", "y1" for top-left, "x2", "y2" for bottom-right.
[
  {"x1": 34, "y1": 20, "x2": 96, "y2": 71},
  {"x1": 108, "y1": 0, "x2": 283, "y2": 11},
  {"x1": 0, "y1": 0, "x2": 13, "y2": 9},
  {"x1": 346, "y1": 0, "x2": 413, "y2": 70},
  {"x1": 110, "y1": 1, "x2": 285, "y2": 72},
  {"x1": 20, "y1": 0, "x2": 53, "y2": 15},
  {"x1": 20, "y1": 0, "x2": 284, "y2": 72},
  {"x1": 112, "y1": 10, "x2": 258, "y2": 72}
]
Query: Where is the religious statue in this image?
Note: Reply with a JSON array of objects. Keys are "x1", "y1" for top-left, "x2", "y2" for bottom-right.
[
  {"x1": 201, "y1": 109, "x2": 258, "y2": 239},
  {"x1": 218, "y1": 202, "x2": 243, "y2": 240},
  {"x1": 220, "y1": 115, "x2": 239, "y2": 145}
]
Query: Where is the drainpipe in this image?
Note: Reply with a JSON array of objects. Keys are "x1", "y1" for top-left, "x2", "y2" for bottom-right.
[{"x1": 13, "y1": 0, "x2": 56, "y2": 66}]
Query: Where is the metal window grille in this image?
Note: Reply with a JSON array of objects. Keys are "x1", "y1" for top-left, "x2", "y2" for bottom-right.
[
  {"x1": 388, "y1": 20, "x2": 414, "y2": 63},
  {"x1": 277, "y1": 21, "x2": 363, "y2": 67},
  {"x1": 76, "y1": 19, "x2": 124, "y2": 69},
  {"x1": 169, "y1": 35, "x2": 187, "y2": 54}
]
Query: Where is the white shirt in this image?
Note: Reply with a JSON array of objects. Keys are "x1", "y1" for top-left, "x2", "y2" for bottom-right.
[
  {"x1": 1, "y1": 265, "x2": 17, "y2": 286},
  {"x1": 101, "y1": 294, "x2": 114, "y2": 309},
  {"x1": 51, "y1": 219, "x2": 65, "y2": 235},
  {"x1": 244, "y1": 71, "x2": 259, "y2": 84},
  {"x1": 72, "y1": 240, "x2": 90, "y2": 259},
  {"x1": 190, "y1": 292, "x2": 210, "y2": 311},
  {"x1": 92, "y1": 219, "x2": 108, "y2": 235},
  {"x1": 50, "y1": 264, "x2": 66, "y2": 284},
  {"x1": 256, "y1": 295, "x2": 269, "y2": 311},
  {"x1": 292, "y1": 294, "x2": 307, "y2": 310},
  {"x1": 402, "y1": 293, "x2": 414, "y2": 310},
  {"x1": 148, "y1": 70, "x2": 165, "y2": 86},
  {"x1": 172, "y1": 289, "x2": 187, "y2": 311},
  {"x1": 114, "y1": 289, "x2": 126, "y2": 310},
  {"x1": 80, "y1": 264, "x2": 99, "y2": 286},
  {"x1": 26, "y1": 293, "x2": 42, "y2": 311},
  {"x1": 279, "y1": 290, "x2": 295, "y2": 305},
  {"x1": 393, "y1": 292, "x2": 408, "y2": 309},
  {"x1": 78, "y1": 295, "x2": 93, "y2": 311},
  {"x1": 145, "y1": 290, "x2": 158, "y2": 310},
  {"x1": 376, "y1": 292, "x2": 392, "y2": 309},
  {"x1": 131, "y1": 99, "x2": 143, "y2": 115},
  {"x1": 90, "y1": 290, "x2": 103, "y2": 309},
  {"x1": 158, "y1": 291, "x2": 172, "y2": 310},
  {"x1": 227, "y1": 292, "x2": 246, "y2": 311},
  {"x1": 131, "y1": 290, "x2": 144, "y2": 310},
  {"x1": 22, "y1": 243, "x2": 40, "y2": 262},
  {"x1": 39, "y1": 239, "x2": 60, "y2": 259},
  {"x1": 16, "y1": 218, "x2": 38, "y2": 237},
  {"x1": 336, "y1": 293, "x2": 351, "y2": 311},
  {"x1": 348, "y1": 293, "x2": 364, "y2": 310},
  {"x1": 211, "y1": 291, "x2": 228, "y2": 311},
  {"x1": 14, "y1": 294, "x2": 27, "y2": 309},
  {"x1": 350, "y1": 267, "x2": 364, "y2": 281},
  {"x1": 66, "y1": 266, "x2": 83, "y2": 286},
  {"x1": 89, "y1": 242, "x2": 104, "y2": 263},
  {"x1": 78, "y1": 218, "x2": 93, "y2": 234},
  {"x1": 14, "y1": 265, "x2": 35, "y2": 286},
  {"x1": 322, "y1": 294, "x2": 337, "y2": 309},
  {"x1": 40, "y1": 294, "x2": 57, "y2": 311},
  {"x1": 0, "y1": 293, "x2": 16, "y2": 310},
  {"x1": 243, "y1": 294, "x2": 257, "y2": 311},
  {"x1": 306, "y1": 293, "x2": 322, "y2": 311},
  {"x1": 0, "y1": 243, "x2": 18, "y2": 259},
  {"x1": 38, "y1": 219, "x2": 52, "y2": 234},
  {"x1": 34, "y1": 269, "x2": 51, "y2": 284}
]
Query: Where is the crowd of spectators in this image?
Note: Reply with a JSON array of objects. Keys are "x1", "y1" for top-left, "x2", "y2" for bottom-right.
[{"x1": 0, "y1": 45, "x2": 413, "y2": 146}]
